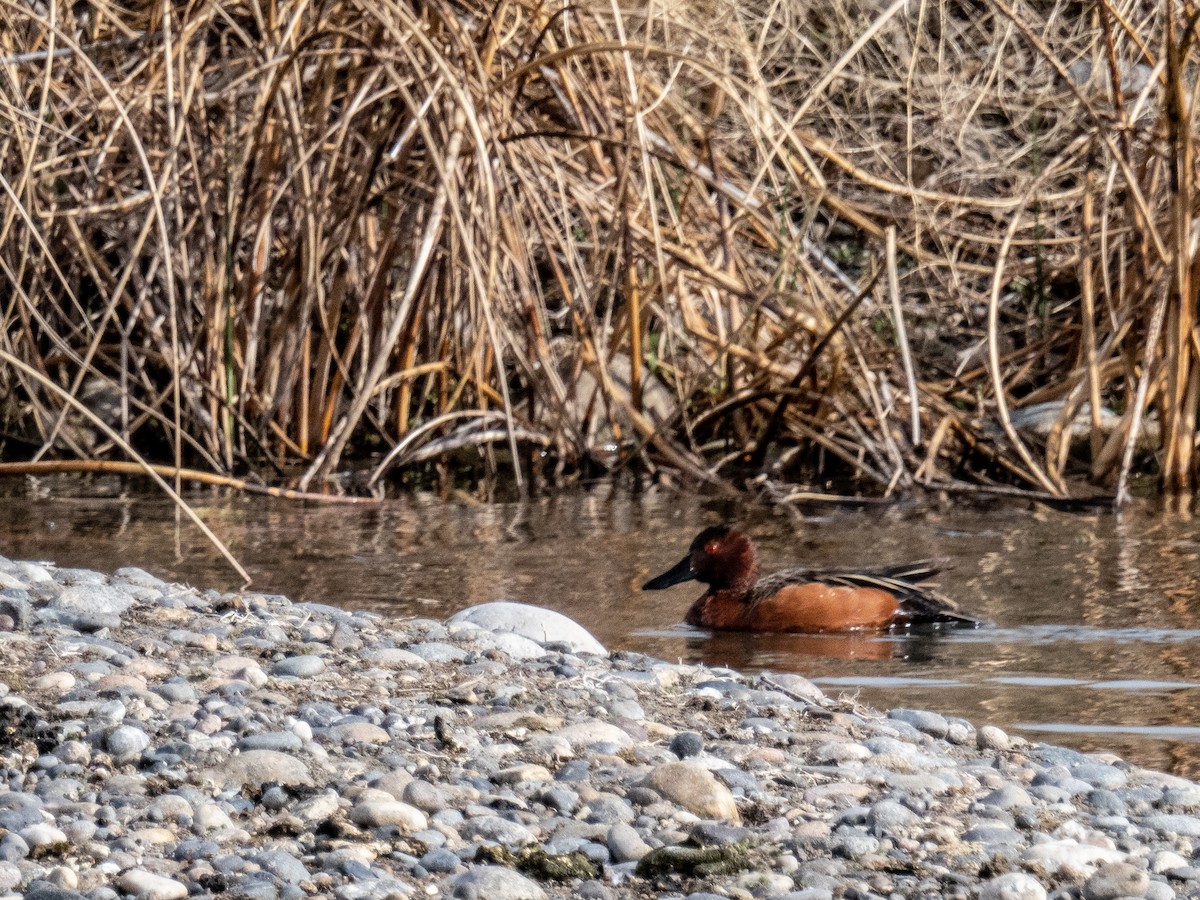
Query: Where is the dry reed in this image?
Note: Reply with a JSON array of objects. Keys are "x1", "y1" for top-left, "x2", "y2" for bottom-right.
[{"x1": 2, "y1": 0, "x2": 1200, "y2": 504}]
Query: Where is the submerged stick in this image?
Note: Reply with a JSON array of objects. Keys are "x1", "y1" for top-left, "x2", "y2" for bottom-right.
[
  {"x1": 0, "y1": 349, "x2": 251, "y2": 584},
  {"x1": 0, "y1": 460, "x2": 384, "y2": 505}
]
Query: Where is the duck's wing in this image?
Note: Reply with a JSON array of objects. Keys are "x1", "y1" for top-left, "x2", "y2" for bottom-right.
[{"x1": 749, "y1": 561, "x2": 980, "y2": 628}]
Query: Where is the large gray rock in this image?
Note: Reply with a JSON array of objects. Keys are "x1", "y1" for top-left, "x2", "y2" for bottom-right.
[
  {"x1": 0, "y1": 593, "x2": 32, "y2": 631},
  {"x1": 448, "y1": 602, "x2": 605, "y2": 655},
  {"x1": 50, "y1": 584, "x2": 136, "y2": 617},
  {"x1": 642, "y1": 763, "x2": 741, "y2": 823},
  {"x1": 201, "y1": 750, "x2": 313, "y2": 790},
  {"x1": 449, "y1": 866, "x2": 546, "y2": 900}
]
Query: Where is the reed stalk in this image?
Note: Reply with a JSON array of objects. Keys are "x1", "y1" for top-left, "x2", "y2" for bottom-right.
[{"x1": 1, "y1": 0, "x2": 1200, "y2": 504}]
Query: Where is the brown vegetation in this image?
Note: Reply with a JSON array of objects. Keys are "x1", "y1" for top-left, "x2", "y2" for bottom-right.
[{"x1": 2, "y1": 0, "x2": 1199, "y2": 504}]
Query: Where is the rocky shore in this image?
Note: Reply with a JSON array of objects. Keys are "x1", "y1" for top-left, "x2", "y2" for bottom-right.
[{"x1": 0, "y1": 556, "x2": 1197, "y2": 900}]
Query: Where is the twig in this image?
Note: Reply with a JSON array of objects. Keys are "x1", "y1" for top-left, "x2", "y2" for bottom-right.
[{"x1": 885, "y1": 227, "x2": 920, "y2": 446}]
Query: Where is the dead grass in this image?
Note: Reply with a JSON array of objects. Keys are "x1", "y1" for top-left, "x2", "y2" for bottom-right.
[{"x1": 1, "y1": 0, "x2": 1199, "y2": 504}]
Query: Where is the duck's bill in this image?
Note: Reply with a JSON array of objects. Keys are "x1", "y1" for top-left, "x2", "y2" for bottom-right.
[{"x1": 642, "y1": 555, "x2": 697, "y2": 590}]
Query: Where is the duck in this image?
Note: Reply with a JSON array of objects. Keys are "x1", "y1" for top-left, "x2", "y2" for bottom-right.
[{"x1": 642, "y1": 524, "x2": 980, "y2": 633}]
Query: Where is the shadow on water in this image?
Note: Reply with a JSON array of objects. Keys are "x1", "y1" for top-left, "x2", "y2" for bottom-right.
[{"x1": 4, "y1": 476, "x2": 1200, "y2": 777}]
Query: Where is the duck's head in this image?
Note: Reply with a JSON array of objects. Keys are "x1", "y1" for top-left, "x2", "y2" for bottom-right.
[{"x1": 642, "y1": 524, "x2": 759, "y2": 592}]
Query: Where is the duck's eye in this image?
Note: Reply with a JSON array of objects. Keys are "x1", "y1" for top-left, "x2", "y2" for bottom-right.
[{"x1": 704, "y1": 540, "x2": 720, "y2": 555}]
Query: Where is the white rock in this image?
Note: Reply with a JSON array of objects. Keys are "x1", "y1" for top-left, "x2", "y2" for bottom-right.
[
  {"x1": 448, "y1": 602, "x2": 606, "y2": 655},
  {"x1": 46, "y1": 866, "x2": 79, "y2": 889},
  {"x1": 470, "y1": 631, "x2": 549, "y2": 660},
  {"x1": 32, "y1": 672, "x2": 75, "y2": 693},
  {"x1": 294, "y1": 791, "x2": 341, "y2": 825},
  {"x1": 11, "y1": 562, "x2": 52, "y2": 583},
  {"x1": 20, "y1": 823, "x2": 67, "y2": 849},
  {"x1": 361, "y1": 647, "x2": 428, "y2": 669},
  {"x1": 194, "y1": 803, "x2": 235, "y2": 834},
  {"x1": 0, "y1": 861, "x2": 20, "y2": 891},
  {"x1": 211, "y1": 655, "x2": 269, "y2": 687},
  {"x1": 1151, "y1": 850, "x2": 1189, "y2": 874},
  {"x1": 1021, "y1": 839, "x2": 1125, "y2": 875},
  {"x1": 116, "y1": 869, "x2": 188, "y2": 900},
  {"x1": 979, "y1": 872, "x2": 1047, "y2": 900},
  {"x1": 0, "y1": 573, "x2": 27, "y2": 590},
  {"x1": 349, "y1": 799, "x2": 427, "y2": 832},
  {"x1": 554, "y1": 720, "x2": 632, "y2": 749}
]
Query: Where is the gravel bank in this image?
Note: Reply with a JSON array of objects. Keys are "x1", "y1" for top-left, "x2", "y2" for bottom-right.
[{"x1": 0, "y1": 555, "x2": 1197, "y2": 900}]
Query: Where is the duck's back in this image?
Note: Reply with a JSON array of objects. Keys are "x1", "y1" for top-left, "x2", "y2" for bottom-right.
[{"x1": 709, "y1": 560, "x2": 978, "y2": 633}]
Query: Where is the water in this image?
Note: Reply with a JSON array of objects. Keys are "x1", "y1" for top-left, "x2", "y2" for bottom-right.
[{"x1": 3, "y1": 476, "x2": 1200, "y2": 776}]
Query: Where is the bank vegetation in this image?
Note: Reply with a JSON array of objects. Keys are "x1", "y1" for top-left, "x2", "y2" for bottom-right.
[{"x1": 2, "y1": 0, "x2": 1199, "y2": 506}]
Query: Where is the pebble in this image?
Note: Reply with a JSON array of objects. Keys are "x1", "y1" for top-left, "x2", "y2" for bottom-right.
[
  {"x1": 643, "y1": 762, "x2": 741, "y2": 823},
  {"x1": 669, "y1": 731, "x2": 704, "y2": 758},
  {"x1": 21, "y1": 823, "x2": 67, "y2": 849},
  {"x1": 979, "y1": 872, "x2": 1048, "y2": 900},
  {"x1": 115, "y1": 869, "x2": 188, "y2": 900},
  {"x1": 272, "y1": 655, "x2": 326, "y2": 678},
  {"x1": 349, "y1": 800, "x2": 427, "y2": 832},
  {"x1": 0, "y1": 553, "x2": 1194, "y2": 900},
  {"x1": 403, "y1": 779, "x2": 447, "y2": 811},
  {"x1": 105, "y1": 724, "x2": 150, "y2": 758},
  {"x1": 978, "y1": 725, "x2": 1012, "y2": 751},
  {"x1": 732, "y1": 871, "x2": 795, "y2": 896},
  {"x1": 606, "y1": 822, "x2": 651, "y2": 862},
  {"x1": 1083, "y1": 861, "x2": 1150, "y2": 899},
  {"x1": 977, "y1": 783, "x2": 1034, "y2": 810}
]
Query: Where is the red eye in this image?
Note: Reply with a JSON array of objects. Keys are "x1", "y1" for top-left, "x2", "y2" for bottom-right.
[{"x1": 705, "y1": 540, "x2": 720, "y2": 555}]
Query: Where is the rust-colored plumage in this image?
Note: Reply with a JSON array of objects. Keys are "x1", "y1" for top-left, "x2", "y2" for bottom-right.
[{"x1": 643, "y1": 525, "x2": 979, "y2": 634}]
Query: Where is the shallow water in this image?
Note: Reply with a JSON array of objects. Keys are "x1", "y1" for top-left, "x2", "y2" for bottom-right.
[{"x1": 3, "y1": 477, "x2": 1200, "y2": 777}]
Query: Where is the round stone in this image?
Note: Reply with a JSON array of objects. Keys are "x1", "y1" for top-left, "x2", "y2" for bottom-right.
[
  {"x1": 669, "y1": 732, "x2": 704, "y2": 759},
  {"x1": 731, "y1": 871, "x2": 795, "y2": 897},
  {"x1": 643, "y1": 763, "x2": 740, "y2": 823},
  {"x1": 19, "y1": 823, "x2": 67, "y2": 850},
  {"x1": 978, "y1": 725, "x2": 1012, "y2": 751},
  {"x1": 349, "y1": 800, "x2": 427, "y2": 832},
  {"x1": 271, "y1": 655, "x2": 326, "y2": 678},
  {"x1": 402, "y1": 780, "x2": 447, "y2": 812},
  {"x1": 116, "y1": 869, "x2": 188, "y2": 900},
  {"x1": 105, "y1": 725, "x2": 150, "y2": 759},
  {"x1": 420, "y1": 848, "x2": 462, "y2": 873},
  {"x1": 460, "y1": 815, "x2": 535, "y2": 846},
  {"x1": 607, "y1": 823, "x2": 651, "y2": 862}
]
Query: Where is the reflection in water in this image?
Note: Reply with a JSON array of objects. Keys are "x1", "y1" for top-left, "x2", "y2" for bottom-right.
[
  {"x1": 682, "y1": 627, "x2": 968, "y2": 666},
  {"x1": 689, "y1": 630, "x2": 901, "y2": 664},
  {"x1": 2, "y1": 477, "x2": 1200, "y2": 776}
]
